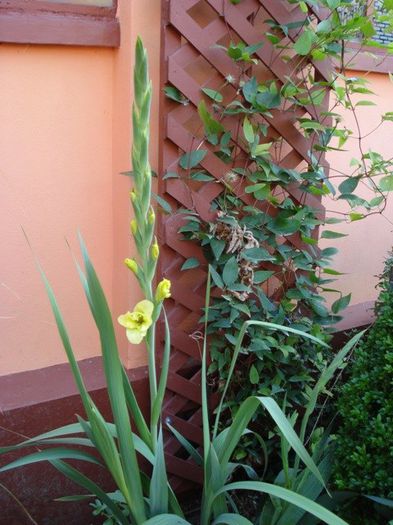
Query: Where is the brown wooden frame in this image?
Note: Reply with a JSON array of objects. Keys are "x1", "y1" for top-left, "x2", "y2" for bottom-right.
[
  {"x1": 157, "y1": 0, "x2": 333, "y2": 490},
  {"x1": 0, "y1": 0, "x2": 120, "y2": 47}
]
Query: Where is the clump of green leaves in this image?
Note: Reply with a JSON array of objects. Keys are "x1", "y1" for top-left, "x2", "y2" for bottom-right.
[{"x1": 334, "y1": 250, "x2": 393, "y2": 499}]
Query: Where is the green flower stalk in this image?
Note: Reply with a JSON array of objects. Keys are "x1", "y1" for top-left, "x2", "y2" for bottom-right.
[{"x1": 120, "y1": 37, "x2": 169, "y2": 449}]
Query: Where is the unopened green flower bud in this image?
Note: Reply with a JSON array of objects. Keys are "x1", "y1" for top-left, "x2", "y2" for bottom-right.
[
  {"x1": 124, "y1": 258, "x2": 138, "y2": 274},
  {"x1": 155, "y1": 278, "x2": 171, "y2": 302},
  {"x1": 130, "y1": 190, "x2": 137, "y2": 203},
  {"x1": 130, "y1": 219, "x2": 138, "y2": 235},
  {"x1": 151, "y1": 241, "x2": 159, "y2": 260},
  {"x1": 148, "y1": 207, "x2": 155, "y2": 224}
]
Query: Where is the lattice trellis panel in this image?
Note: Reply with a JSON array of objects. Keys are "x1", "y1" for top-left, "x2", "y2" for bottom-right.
[{"x1": 157, "y1": 0, "x2": 332, "y2": 489}]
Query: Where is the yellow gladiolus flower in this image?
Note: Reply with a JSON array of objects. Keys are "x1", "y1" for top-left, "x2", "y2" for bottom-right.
[
  {"x1": 124, "y1": 258, "x2": 138, "y2": 274},
  {"x1": 130, "y1": 219, "x2": 138, "y2": 235},
  {"x1": 118, "y1": 300, "x2": 154, "y2": 344},
  {"x1": 155, "y1": 278, "x2": 171, "y2": 302}
]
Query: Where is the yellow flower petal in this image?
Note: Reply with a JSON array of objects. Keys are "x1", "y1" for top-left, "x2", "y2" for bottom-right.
[
  {"x1": 118, "y1": 312, "x2": 134, "y2": 329},
  {"x1": 126, "y1": 329, "x2": 146, "y2": 344},
  {"x1": 134, "y1": 299, "x2": 154, "y2": 318}
]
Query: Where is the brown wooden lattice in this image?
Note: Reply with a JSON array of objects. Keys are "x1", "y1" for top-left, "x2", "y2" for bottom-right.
[{"x1": 157, "y1": 0, "x2": 332, "y2": 489}]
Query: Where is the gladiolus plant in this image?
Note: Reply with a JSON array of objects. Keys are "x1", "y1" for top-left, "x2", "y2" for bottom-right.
[{"x1": 0, "y1": 38, "x2": 361, "y2": 525}]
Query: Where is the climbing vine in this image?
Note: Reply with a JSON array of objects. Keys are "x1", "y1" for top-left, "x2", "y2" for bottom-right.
[{"x1": 163, "y1": 0, "x2": 393, "y2": 460}]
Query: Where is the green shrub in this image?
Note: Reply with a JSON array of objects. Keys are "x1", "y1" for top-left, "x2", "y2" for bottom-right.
[{"x1": 334, "y1": 252, "x2": 393, "y2": 498}]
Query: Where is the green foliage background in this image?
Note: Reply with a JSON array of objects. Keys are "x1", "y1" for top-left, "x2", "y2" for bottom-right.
[{"x1": 334, "y1": 252, "x2": 393, "y2": 499}]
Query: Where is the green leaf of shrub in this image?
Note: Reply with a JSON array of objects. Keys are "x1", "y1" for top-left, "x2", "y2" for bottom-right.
[{"x1": 249, "y1": 365, "x2": 259, "y2": 385}]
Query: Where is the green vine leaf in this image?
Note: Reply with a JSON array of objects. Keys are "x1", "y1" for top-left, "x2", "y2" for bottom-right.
[
  {"x1": 254, "y1": 271, "x2": 275, "y2": 284},
  {"x1": 294, "y1": 29, "x2": 317, "y2": 56},
  {"x1": 164, "y1": 86, "x2": 188, "y2": 105},
  {"x1": 179, "y1": 150, "x2": 207, "y2": 170},
  {"x1": 321, "y1": 231, "x2": 348, "y2": 239},
  {"x1": 243, "y1": 247, "x2": 275, "y2": 262},
  {"x1": 209, "y1": 265, "x2": 224, "y2": 288},
  {"x1": 152, "y1": 192, "x2": 172, "y2": 213},
  {"x1": 202, "y1": 88, "x2": 223, "y2": 103},
  {"x1": 191, "y1": 171, "x2": 215, "y2": 181},
  {"x1": 380, "y1": 175, "x2": 393, "y2": 191},
  {"x1": 211, "y1": 238, "x2": 226, "y2": 260},
  {"x1": 223, "y1": 257, "x2": 239, "y2": 286},
  {"x1": 349, "y1": 212, "x2": 364, "y2": 222},
  {"x1": 331, "y1": 293, "x2": 351, "y2": 314},
  {"x1": 198, "y1": 100, "x2": 224, "y2": 137},
  {"x1": 338, "y1": 177, "x2": 360, "y2": 194},
  {"x1": 252, "y1": 142, "x2": 272, "y2": 158},
  {"x1": 181, "y1": 258, "x2": 200, "y2": 271},
  {"x1": 243, "y1": 117, "x2": 255, "y2": 144}
]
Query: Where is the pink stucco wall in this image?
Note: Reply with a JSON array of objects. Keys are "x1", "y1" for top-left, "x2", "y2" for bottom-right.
[
  {"x1": 0, "y1": 0, "x2": 161, "y2": 375},
  {"x1": 323, "y1": 71, "x2": 393, "y2": 308},
  {"x1": 1, "y1": 2, "x2": 392, "y2": 376}
]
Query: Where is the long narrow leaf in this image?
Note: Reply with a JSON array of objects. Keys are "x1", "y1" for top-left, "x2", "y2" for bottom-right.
[
  {"x1": 150, "y1": 427, "x2": 169, "y2": 516},
  {"x1": 122, "y1": 366, "x2": 151, "y2": 447},
  {"x1": 167, "y1": 422, "x2": 203, "y2": 466},
  {"x1": 202, "y1": 270, "x2": 212, "y2": 467},
  {"x1": 0, "y1": 423, "x2": 88, "y2": 454},
  {"x1": 38, "y1": 264, "x2": 93, "y2": 415},
  {"x1": 55, "y1": 494, "x2": 94, "y2": 502},
  {"x1": 86, "y1": 407, "x2": 129, "y2": 496},
  {"x1": 215, "y1": 482, "x2": 349, "y2": 525},
  {"x1": 79, "y1": 235, "x2": 146, "y2": 523},
  {"x1": 219, "y1": 397, "x2": 327, "y2": 491},
  {"x1": 277, "y1": 453, "x2": 333, "y2": 525},
  {"x1": 212, "y1": 513, "x2": 254, "y2": 525},
  {"x1": 0, "y1": 448, "x2": 102, "y2": 472},
  {"x1": 143, "y1": 515, "x2": 192, "y2": 525},
  {"x1": 51, "y1": 460, "x2": 129, "y2": 525},
  {"x1": 300, "y1": 330, "x2": 365, "y2": 443},
  {"x1": 0, "y1": 437, "x2": 93, "y2": 454},
  {"x1": 365, "y1": 495, "x2": 393, "y2": 508}
]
